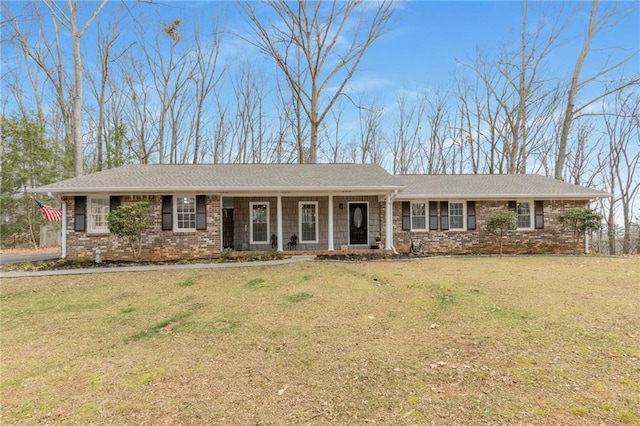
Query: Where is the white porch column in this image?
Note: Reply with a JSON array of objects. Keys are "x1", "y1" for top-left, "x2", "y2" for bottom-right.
[
  {"x1": 277, "y1": 195, "x2": 283, "y2": 251},
  {"x1": 385, "y1": 192, "x2": 396, "y2": 250},
  {"x1": 328, "y1": 195, "x2": 334, "y2": 251},
  {"x1": 61, "y1": 199, "x2": 67, "y2": 258}
]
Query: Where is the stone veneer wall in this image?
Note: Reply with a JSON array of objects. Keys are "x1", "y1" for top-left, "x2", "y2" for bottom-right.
[
  {"x1": 63, "y1": 195, "x2": 221, "y2": 261},
  {"x1": 388, "y1": 199, "x2": 588, "y2": 255}
]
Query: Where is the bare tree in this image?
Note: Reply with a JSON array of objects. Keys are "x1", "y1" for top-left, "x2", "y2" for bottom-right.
[
  {"x1": 85, "y1": 6, "x2": 131, "y2": 171},
  {"x1": 6, "y1": 2, "x2": 74, "y2": 175},
  {"x1": 210, "y1": 94, "x2": 232, "y2": 164},
  {"x1": 319, "y1": 103, "x2": 347, "y2": 164},
  {"x1": 191, "y1": 26, "x2": 226, "y2": 164},
  {"x1": 554, "y1": 0, "x2": 640, "y2": 180},
  {"x1": 144, "y1": 20, "x2": 194, "y2": 164},
  {"x1": 420, "y1": 87, "x2": 451, "y2": 174},
  {"x1": 601, "y1": 85, "x2": 640, "y2": 254},
  {"x1": 120, "y1": 51, "x2": 155, "y2": 164},
  {"x1": 463, "y1": 1, "x2": 568, "y2": 175},
  {"x1": 240, "y1": 0, "x2": 395, "y2": 163},
  {"x1": 356, "y1": 98, "x2": 386, "y2": 165},
  {"x1": 42, "y1": 0, "x2": 109, "y2": 176},
  {"x1": 391, "y1": 92, "x2": 422, "y2": 174},
  {"x1": 1, "y1": 3, "x2": 46, "y2": 126},
  {"x1": 230, "y1": 62, "x2": 268, "y2": 163},
  {"x1": 565, "y1": 122, "x2": 604, "y2": 186}
]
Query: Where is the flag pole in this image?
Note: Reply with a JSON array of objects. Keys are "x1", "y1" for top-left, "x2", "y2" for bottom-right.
[{"x1": 61, "y1": 200, "x2": 67, "y2": 258}]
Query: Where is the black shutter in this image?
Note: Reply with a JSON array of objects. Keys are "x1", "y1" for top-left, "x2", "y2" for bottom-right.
[
  {"x1": 440, "y1": 201, "x2": 449, "y2": 231},
  {"x1": 196, "y1": 195, "x2": 207, "y2": 230},
  {"x1": 402, "y1": 202, "x2": 411, "y2": 231},
  {"x1": 467, "y1": 201, "x2": 476, "y2": 230},
  {"x1": 534, "y1": 200, "x2": 544, "y2": 229},
  {"x1": 162, "y1": 196, "x2": 173, "y2": 231},
  {"x1": 110, "y1": 196, "x2": 121, "y2": 211},
  {"x1": 74, "y1": 196, "x2": 86, "y2": 232},
  {"x1": 508, "y1": 200, "x2": 517, "y2": 212},
  {"x1": 429, "y1": 201, "x2": 439, "y2": 230}
]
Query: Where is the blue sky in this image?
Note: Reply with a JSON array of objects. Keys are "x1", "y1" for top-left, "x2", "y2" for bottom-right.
[
  {"x1": 353, "y1": 1, "x2": 637, "y2": 100},
  {"x1": 135, "y1": 1, "x2": 639, "y2": 99},
  {"x1": 2, "y1": 0, "x2": 638, "y2": 162},
  {"x1": 4, "y1": 0, "x2": 637, "y2": 115}
]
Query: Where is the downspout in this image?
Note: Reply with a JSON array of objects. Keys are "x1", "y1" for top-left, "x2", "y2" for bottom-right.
[
  {"x1": 61, "y1": 200, "x2": 67, "y2": 258},
  {"x1": 386, "y1": 190, "x2": 398, "y2": 254},
  {"x1": 584, "y1": 229, "x2": 589, "y2": 255}
]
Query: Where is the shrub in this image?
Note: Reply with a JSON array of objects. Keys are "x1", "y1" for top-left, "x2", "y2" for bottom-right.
[
  {"x1": 107, "y1": 202, "x2": 149, "y2": 260},
  {"x1": 219, "y1": 248, "x2": 233, "y2": 261},
  {"x1": 558, "y1": 207, "x2": 602, "y2": 254},
  {"x1": 486, "y1": 210, "x2": 517, "y2": 255}
]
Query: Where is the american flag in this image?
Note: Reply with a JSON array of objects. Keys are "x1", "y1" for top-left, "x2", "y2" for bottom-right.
[{"x1": 36, "y1": 200, "x2": 62, "y2": 222}]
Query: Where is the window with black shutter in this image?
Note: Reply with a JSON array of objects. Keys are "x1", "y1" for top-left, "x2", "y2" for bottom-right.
[
  {"x1": 534, "y1": 200, "x2": 544, "y2": 229},
  {"x1": 429, "y1": 201, "x2": 438, "y2": 230},
  {"x1": 162, "y1": 196, "x2": 173, "y2": 231},
  {"x1": 467, "y1": 201, "x2": 476, "y2": 230},
  {"x1": 439, "y1": 201, "x2": 449, "y2": 230},
  {"x1": 110, "y1": 196, "x2": 121, "y2": 212},
  {"x1": 196, "y1": 195, "x2": 207, "y2": 230},
  {"x1": 401, "y1": 202, "x2": 411, "y2": 231},
  {"x1": 74, "y1": 196, "x2": 86, "y2": 232}
]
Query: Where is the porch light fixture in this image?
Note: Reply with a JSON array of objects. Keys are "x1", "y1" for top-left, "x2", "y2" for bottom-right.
[{"x1": 339, "y1": 203, "x2": 344, "y2": 209}]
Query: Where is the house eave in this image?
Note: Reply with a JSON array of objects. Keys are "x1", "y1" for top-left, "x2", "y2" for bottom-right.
[
  {"x1": 396, "y1": 193, "x2": 612, "y2": 200},
  {"x1": 30, "y1": 185, "x2": 405, "y2": 196}
]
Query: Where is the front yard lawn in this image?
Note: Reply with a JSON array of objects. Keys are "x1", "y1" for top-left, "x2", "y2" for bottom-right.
[{"x1": 1, "y1": 256, "x2": 638, "y2": 424}]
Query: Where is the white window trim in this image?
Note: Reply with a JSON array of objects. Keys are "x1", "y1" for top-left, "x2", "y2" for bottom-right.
[
  {"x1": 299, "y1": 201, "x2": 319, "y2": 244},
  {"x1": 410, "y1": 201, "x2": 428, "y2": 232},
  {"x1": 250, "y1": 202, "x2": 270, "y2": 244},
  {"x1": 88, "y1": 196, "x2": 110, "y2": 234},
  {"x1": 174, "y1": 195, "x2": 197, "y2": 232},
  {"x1": 515, "y1": 200, "x2": 534, "y2": 230},
  {"x1": 448, "y1": 201, "x2": 466, "y2": 231}
]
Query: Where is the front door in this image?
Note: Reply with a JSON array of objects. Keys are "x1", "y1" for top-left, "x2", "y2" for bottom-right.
[{"x1": 349, "y1": 203, "x2": 368, "y2": 245}]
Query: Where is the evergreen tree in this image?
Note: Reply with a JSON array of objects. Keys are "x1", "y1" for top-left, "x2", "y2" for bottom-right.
[{"x1": 1, "y1": 115, "x2": 62, "y2": 248}]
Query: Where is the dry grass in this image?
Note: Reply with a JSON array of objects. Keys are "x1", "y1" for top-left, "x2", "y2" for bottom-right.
[{"x1": 1, "y1": 256, "x2": 638, "y2": 425}]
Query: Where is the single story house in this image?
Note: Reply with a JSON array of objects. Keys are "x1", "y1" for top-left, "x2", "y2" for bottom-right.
[{"x1": 30, "y1": 164, "x2": 609, "y2": 260}]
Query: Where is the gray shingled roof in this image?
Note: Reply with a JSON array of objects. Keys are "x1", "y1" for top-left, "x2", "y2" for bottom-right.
[
  {"x1": 30, "y1": 163, "x2": 403, "y2": 194},
  {"x1": 30, "y1": 164, "x2": 609, "y2": 200},
  {"x1": 395, "y1": 174, "x2": 609, "y2": 199}
]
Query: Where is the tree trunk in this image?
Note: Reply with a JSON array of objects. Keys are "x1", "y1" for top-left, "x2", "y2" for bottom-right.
[{"x1": 554, "y1": 1, "x2": 598, "y2": 180}]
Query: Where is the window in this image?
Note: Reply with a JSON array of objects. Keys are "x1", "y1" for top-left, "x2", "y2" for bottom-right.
[
  {"x1": 176, "y1": 196, "x2": 196, "y2": 231},
  {"x1": 449, "y1": 202, "x2": 465, "y2": 230},
  {"x1": 517, "y1": 201, "x2": 532, "y2": 229},
  {"x1": 411, "y1": 202, "x2": 427, "y2": 230},
  {"x1": 250, "y1": 202, "x2": 269, "y2": 243},
  {"x1": 299, "y1": 202, "x2": 318, "y2": 243},
  {"x1": 88, "y1": 197, "x2": 110, "y2": 233}
]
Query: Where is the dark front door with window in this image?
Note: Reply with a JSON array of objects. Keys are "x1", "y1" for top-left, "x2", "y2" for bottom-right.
[{"x1": 349, "y1": 203, "x2": 368, "y2": 245}]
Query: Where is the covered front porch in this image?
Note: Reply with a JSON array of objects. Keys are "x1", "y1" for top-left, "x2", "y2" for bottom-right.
[{"x1": 220, "y1": 193, "x2": 397, "y2": 252}]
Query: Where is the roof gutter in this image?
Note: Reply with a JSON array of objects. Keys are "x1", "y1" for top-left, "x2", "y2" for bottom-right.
[
  {"x1": 29, "y1": 185, "x2": 406, "y2": 195},
  {"x1": 397, "y1": 193, "x2": 612, "y2": 200}
]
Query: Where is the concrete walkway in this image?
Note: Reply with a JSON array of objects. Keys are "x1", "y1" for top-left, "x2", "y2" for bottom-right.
[
  {"x1": 0, "y1": 252, "x2": 61, "y2": 265},
  {"x1": 0, "y1": 255, "x2": 317, "y2": 279}
]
